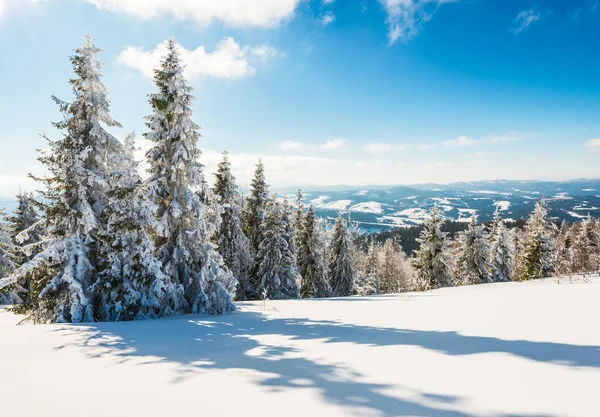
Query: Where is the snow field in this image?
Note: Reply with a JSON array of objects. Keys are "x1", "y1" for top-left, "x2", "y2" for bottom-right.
[{"x1": 1, "y1": 277, "x2": 599, "y2": 417}]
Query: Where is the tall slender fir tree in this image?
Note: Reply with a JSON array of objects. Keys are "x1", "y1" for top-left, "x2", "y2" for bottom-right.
[
  {"x1": 92, "y1": 133, "x2": 182, "y2": 321},
  {"x1": 298, "y1": 205, "x2": 332, "y2": 298},
  {"x1": 489, "y1": 211, "x2": 515, "y2": 282},
  {"x1": 5, "y1": 34, "x2": 122, "y2": 323},
  {"x1": 255, "y1": 200, "x2": 300, "y2": 300},
  {"x1": 554, "y1": 220, "x2": 574, "y2": 277},
  {"x1": 3, "y1": 192, "x2": 43, "y2": 310},
  {"x1": 0, "y1": 212, "x2": 17, "y2": 305},
  {"x1": 243, "y1": 159, "x2": 270, "y2": 256},
  {"x1": 413, "y1": 205, "x2": 453, "y2": 290},
  {"x1": 328, "y1": 214, "x2": 356, "y2": 297},
  {"x1": 213, "y1": 152, "x2": 253, "y2": 300},
  {"x1": 293, "y1": 189, "x2": 305, "y2": 243},
  {"x1": 573, "y1": 214, "x2": 598, "y2": 273},
  {"x1": 454, "y1": 215, "x2": 491, "y2": 285},
  {"x1": 514, "y1": 200, "x2": 555, "y2": 281},
  {"x1": 144, "y1": 38, "x2": 235, "y2": 315}
]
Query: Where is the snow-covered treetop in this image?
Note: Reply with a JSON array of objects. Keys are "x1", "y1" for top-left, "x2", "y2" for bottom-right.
[
  {"x1": 214, "y1": 151, "x2": 238, "y2": 205},
  {"x1": 145, "y1": 37, "x2": 203, "y2": 194}
]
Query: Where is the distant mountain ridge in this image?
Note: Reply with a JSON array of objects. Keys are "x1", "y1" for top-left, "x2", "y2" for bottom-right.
[
  {"x1": 279, "y1": 179, "x2": 600, "y2": 232},
  {"x1": 2, "y1": 180, "x2": 599, "y2": 232}
]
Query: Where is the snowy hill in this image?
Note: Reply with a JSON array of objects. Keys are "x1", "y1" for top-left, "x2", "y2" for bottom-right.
[
  {"x1": 3, "y1": 180, "x2": 600, "y2": 232},
  {"x1": 1, "y1": 277, "x2": 599, "y2": 417},
  {"x1": 280, "y1": 179, "x2": 600, "y2": 231}
]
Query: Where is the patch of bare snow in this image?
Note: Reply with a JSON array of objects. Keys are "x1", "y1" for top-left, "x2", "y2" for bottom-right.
[
  {"x1": 321, "y1": 200, "x2": 352, "y2": 211},
  {"x1": 349, "y1": 202, "x2": 384, "y2": 214},
  {"x1": 1, "y1": 279, "x2": 600, "y2": 416},
  {"x1": 310, "y1": 195, "x2": 330, "y2": 206},
  {"x1": 494, "y1": 201, "x2": 511, "y2": 211}
]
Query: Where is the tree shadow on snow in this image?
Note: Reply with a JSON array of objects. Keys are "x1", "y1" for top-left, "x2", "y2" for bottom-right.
[{"x1": 50, "y1": 309, "x2": 595, "y2": 417}]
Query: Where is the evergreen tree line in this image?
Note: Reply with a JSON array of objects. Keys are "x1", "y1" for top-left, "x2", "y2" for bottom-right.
[
  {"x1": 0, "y1": 35, "x2": 595, "y2": 322},
  {"x1": 0, "y1": 34, "x2": 362, "y2": 321},
  {"x1": 362, "y1": 218, "x2": 526, "y2": 255},
  {"x1": 359, "y1": 201, "x2": 595, "y2": 293}
]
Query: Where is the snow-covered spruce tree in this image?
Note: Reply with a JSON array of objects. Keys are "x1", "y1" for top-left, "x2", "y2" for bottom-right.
[
  {"x1": 4, "y1": 34, "x2": 122, "y2": 323},
  {"x1": 213, "y1": 151, "x2": 253, "y2": 300},
  {"x1": 0, "y1": 212, "x2": 17, "y2": 305},
  {"x1": 554, "y1": 220, "x2": 574, "y2": 277},
  {"x1": 2, "y1": 192, "x2": 43, "y2": 310},
  {"x1": 293, "y1": 189, "x2": 305, "y2": 246},
  {"x1": 6, "y1": 192, "x2": 42, "y2": 255},
  {"x1": 298, "y1": 205, "x2": 332, "y2": 298},
  {"x1": 243, "y1": 159, "x2": 270, "y2": 256},
  {"x1": 514, "y1": 200, "x2": 556, "y2": 281},
  {"x1": 354, "y1": 240, "x2": 380, "y2": 296},
  {"x1": 255, "y1": 200, "x2": 300, "y2": 300},
  {"x1": 413, "y1": 205, "x2": 453, "y2": 291},
  {"x1": 378, "y1": 238, "x2": 413, "y2": 293},
  {"x1": 328, "y1": 214, "x2": 356, "y2": 297},
  {"x1": 489, "y1": 211, "x2": 515, "y2": 282},
  {"x1": 91, "y1": 133, "x2": 182, "y2": 321},
  {"x1": 573, "y1": 214, "x2": 599, "y2": 274},
  {"x1": 145, "y1": 38, "x2": 235, "y2": 315},
  {"x1": 454, "y1": 215, "x2": 491, "y2": 285}
]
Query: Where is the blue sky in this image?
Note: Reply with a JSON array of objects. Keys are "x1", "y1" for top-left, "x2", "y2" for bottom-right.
[{"x1": 0, "y1": 0, "x2": 599, "y2": 195}]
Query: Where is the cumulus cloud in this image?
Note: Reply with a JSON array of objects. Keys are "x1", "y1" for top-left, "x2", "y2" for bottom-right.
[
  {"x1": 201, "y1": 150, "x2": 338, "y2": 187},
  {"x1": 442, "y1": 136, "x2": 477, "y2": 147},
  {"x1": 485, "y1": 134, "x2": 519, "y2": 144},
  {"x1": 585, "y1": 138, "x2": 600, "y2": 152},
  {"x1": 87, "y1": 0, "x2": 301, "y2": 28},
  {"x1": 117, "y1": 38, "x2": 279, "y2": 80},
  {"x1": 511, "y1": 9, "x2": 541, "y2": 34},
  {"x1": 320, "y1": 12, "x2": 335, "y2": 26},
  {"x1": 321, "y1": 138, "x2": 351, "y2": 150},
  {"x1": 379, "y1": 0, "x2": 457, "y2": 44},
  {"x1": 363, "y1": 143, "x2": 410, "y2": 153},
  {"x1": 0, "y1": 0, "x2": 42, "y2": 18},
  {"x1": 279, "y1": 140, "x2": 305, "y2": 151},
  {"x1": 424, "y1": 162, "x2": 455, "y2": 168}
]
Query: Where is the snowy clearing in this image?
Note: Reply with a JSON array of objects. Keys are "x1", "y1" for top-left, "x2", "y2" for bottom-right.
[
  {"x1": 1, "y1": 277, "x2": 600, "y2": 417},
  {"x1": 349, "y1": 201, "x2": 384, "y2": 214},
  {"x1": 394, "y1": 207, "x2": 428, "y2": 219},
  {"x1": 493, "y1": 200, "x2": 511, "y2": 211},
  {"x1": 321, "y1": 199, "x2": 353, "y2": 211},
  {"x1": 310, "y1": 195, "x2": 331, "y2": 205}
]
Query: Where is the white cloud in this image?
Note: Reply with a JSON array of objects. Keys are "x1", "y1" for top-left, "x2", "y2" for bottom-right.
[
  {"x1": 279, "y1": 140, "x2": 305, "y2": 151},
  {"x1": 322, "y1": 0, "x2": 336, "y2": 4},
  {"x1": 379, "y1": 0, "x2": 457, "y2": 44},
  {"x1": 320, "y1": 12, "x2": 335, "y2": 26},
  {"x1": 424, "y1": 162, "x2": 455, "y2": 168},
  {"x1": 363, "y1": 143, "x2": 410, "y2": 153},
  {"x1": 201, "y1": 150, "x2": 338, "y2": 187},
  {"x1": 0, "y1": 0, "x2": 42, "y2": 18},
  {"x1": 470, "y1": 151, "x2": 499, "y2": 158},
  {"x1": 320, "y1": 138, "x2": 351, "y2": 150},
  {"x1": 248, "y1": 44, "x2": 281, "y2": 63},
  {"x1": 419, "y1": 143, "x2": 436, "y2": 152},
  {"x1": 0, "y1": 174, "x2": 37, "y2": 195},
  {"x1": 117, "y1": 38, "x2": 279, "y2": 80},
  {"x1": 485, "y1": 134, "x2": 519, "y2": 144},
  {"x1": 585, "y1": 138, "x2": 600, "y2": 152},
  {"x1": 442, "y1": 136, "x2": 477, "y2": 147},
  {"x1": 87, "y1": 0, "x2": 301, "y2": 28},
  {"x1": 511, "y1": 9, "x2": 541, "y2": 34}
]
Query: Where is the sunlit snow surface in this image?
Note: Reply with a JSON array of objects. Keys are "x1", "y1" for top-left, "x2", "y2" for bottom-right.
[{"x1": 1, "y1": 277, "x2": 600, "y2": 416}]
